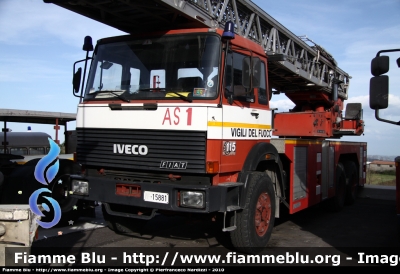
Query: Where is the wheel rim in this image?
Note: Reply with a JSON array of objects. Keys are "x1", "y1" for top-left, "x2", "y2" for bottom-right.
[{"x1": 254, "y1": 192, "x2": 272, "y2": 237}]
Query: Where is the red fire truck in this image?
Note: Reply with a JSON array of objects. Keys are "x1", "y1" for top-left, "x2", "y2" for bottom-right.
[{"x1": 45, "y1": 0, "x2": 367, "y2": 253}]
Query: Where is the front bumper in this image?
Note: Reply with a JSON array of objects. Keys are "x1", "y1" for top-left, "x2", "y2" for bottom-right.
[{"x1": 69, "y1": 175, "x2": 242, "y2": 215}]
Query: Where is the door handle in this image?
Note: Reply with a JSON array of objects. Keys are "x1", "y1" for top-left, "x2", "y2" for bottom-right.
[{"x1": 251, "y1": 110, "x2": 259, "y2": 119}]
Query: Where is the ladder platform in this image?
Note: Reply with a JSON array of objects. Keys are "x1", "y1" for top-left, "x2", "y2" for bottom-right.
[{"x1": 44, "y1": 0, "x2": 350, "y2": 98}]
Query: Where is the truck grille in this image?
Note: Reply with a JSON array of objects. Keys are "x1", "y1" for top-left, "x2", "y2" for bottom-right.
[{"x1": 76, "y1": 128, "x2": 207, "y2": 173}]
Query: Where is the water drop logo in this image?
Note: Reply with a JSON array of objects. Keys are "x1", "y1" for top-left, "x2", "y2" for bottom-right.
[{"x1": 29, "y1": 138, "x2": 62, "y2": 228}]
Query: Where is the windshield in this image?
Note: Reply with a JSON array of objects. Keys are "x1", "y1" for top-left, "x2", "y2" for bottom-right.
[{"x1": 84, "y1": 33, "x2": 221, "y2": 101}]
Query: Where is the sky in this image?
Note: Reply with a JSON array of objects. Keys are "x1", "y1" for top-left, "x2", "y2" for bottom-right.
[{"x1": 0, "y1": 0, "x2": 399, "y2": 157}]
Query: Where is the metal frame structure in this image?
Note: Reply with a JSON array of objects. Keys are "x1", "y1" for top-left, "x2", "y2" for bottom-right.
[
  {"x1": 44, "y1": 0, "x2": 350, "y2": 98},
  {"x1": 0, "y1": 108, "x2": 76, "y2": 151}
]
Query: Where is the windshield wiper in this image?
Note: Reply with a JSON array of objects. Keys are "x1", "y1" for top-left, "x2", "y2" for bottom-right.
[
  {"x1": 110, "y1": 91, "x2": 130, "y2": 102},
  {"x1": 167, "y1": 91, "x2": 192, "y2": 102},
  {"x1": 138, "y1": 88, "x2": 192, "y2": 102},
  {"x1": 94, "y1": 90, "x2": 130, "y2": 102}
]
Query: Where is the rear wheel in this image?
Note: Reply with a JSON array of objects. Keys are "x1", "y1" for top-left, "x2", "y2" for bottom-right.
[
  {"x1": 343, "y1": 161, "x2": 359, "y2": 205},
  {"x1": 230, "y1": 172, "x2": 275, "y2": 254},
  {"x1": 326, "y1": 162, "x2": 346, "y2": 212}
]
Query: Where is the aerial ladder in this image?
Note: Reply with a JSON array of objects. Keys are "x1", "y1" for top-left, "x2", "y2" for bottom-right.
[{"x1": 45, "y1": 0, "x2": 362, "y2": 138}]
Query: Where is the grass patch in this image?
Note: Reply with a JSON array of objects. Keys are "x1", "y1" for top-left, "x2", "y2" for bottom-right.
[{"x1": 366, "y1": 170, "x2": 396, "y2": 186}]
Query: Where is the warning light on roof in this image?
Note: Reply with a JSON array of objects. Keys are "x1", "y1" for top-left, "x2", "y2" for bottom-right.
[{"x1": 222, "y1": 21, "x2": 235, "y2": 40}]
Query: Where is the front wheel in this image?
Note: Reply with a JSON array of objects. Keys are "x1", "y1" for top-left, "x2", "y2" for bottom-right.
[
  {"x1": 230, "y1": 172, "x2": 276, "y2": 254},
  {"x1": 43, "y1": 160, "x2": 82, "y2": 227}
]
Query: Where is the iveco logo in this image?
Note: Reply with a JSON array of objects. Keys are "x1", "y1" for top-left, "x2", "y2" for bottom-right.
[{"x1": 113, "y1": 144, "x2": 148, "y2": 155}]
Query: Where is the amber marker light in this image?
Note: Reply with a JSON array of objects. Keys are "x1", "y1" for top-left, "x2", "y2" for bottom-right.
[{"x1": 206, "y1": 161, "x2": 219, "y2": 173}]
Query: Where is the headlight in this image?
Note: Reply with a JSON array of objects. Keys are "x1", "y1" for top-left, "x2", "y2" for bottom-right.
[
  {"x1": 180, "y1": 191, "x2": 205, "y2": 208},
  {"x1": 71, "y1": 180, "x2": 89, "y2": 195}
]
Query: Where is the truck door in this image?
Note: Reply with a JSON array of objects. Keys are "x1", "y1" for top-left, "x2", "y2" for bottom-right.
[{"x1": 221, "y1": 51, "x2": 273, "y2": 168}]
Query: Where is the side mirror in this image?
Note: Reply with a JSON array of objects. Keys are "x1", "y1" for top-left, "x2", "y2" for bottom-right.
[
  {"x1": 242, "y1": 57, "x2": 251, "y2": 88},
  {"x1": 252, "y1": 57, "x2": 261, "y2": 88},
  {"x1": 73, "y1": 68, "x2": 82, "y2": 94},
  {"x1": 369, "y1": 75, "x2": 388, "y2": 109},
  {"x1": 71, "y1": 37, "x2": 94, "y2": 100},
  {"x1": 369, "y1": 50, "x2": 400, "y2": 126},
  {"x1": 371, "y1": 56, "x2": 389, "y2": 76},
  {"x1": 370, "y1": 55, "x2": 390, "y2": 109},
  {"x1": 242, "y1": 57, "x2": 261, "y2": 89}
]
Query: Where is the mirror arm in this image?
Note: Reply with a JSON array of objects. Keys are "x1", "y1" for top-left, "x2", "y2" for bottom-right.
[
  {"x1": 223, "y1": 40, "x2": 233, "y2": 105},
  {"x1": 376, "y1": 48, "x2": 400, "y2": 57},
  {"x1": 375, "y1": 109, "x2": 400, "y2": 125},
  {"x1": 79, "y1": 51, "x2": 91, "y2": 103},
  {"x1": 249, "y1": 53, "x2": 253, "y2": 92}
]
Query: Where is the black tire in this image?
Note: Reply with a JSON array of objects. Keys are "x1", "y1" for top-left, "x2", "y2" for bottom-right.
[
  {"x1": 101, "y1": 203, "x2": 147, "y2": 234},
  {"x1": 326, "y1": 162, "x2": 346, "y2": 212},
  {"x1": 23, "y1": 158, "x2": 41, "y2": 167},
  {"x1": 0, "y1": 160, "x2": 45, "y2": 204},
  {"x1": 102, "y1": 204, "x2": 119, "y2": 232},
  {"x1": 343, "y1": 161, "x2": 359, "y2": 205},
  {"x1": 0, "y1": 158, "x2": 82, "y2": 227},
  {"x1": 230, "y1": 172, "x2": 276, "y2": 254}
]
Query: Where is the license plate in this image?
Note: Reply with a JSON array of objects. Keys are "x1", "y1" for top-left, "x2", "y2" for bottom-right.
[{"x1": 143, "y1": 191, "x2": 169, "y2": 204}]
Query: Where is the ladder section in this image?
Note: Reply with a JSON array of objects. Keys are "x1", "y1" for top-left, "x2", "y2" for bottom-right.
[
  {"x1": 179, "y1": 0, "x2": 350, "y2": 99},
  {"x1": 44, "y1": 0, "x2": 350, "y2": 99}
]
